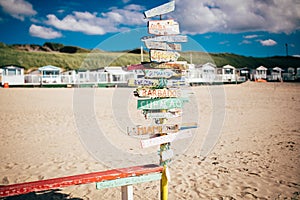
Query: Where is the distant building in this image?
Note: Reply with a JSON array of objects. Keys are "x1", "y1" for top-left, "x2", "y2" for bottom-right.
[{"x1": 0, "y1": 65, "x2": 25, "y2": 86}]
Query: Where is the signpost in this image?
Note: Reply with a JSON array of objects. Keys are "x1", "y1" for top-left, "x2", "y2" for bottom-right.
[
  {"x1": 144, "y1": 1, "x2": 175, "y2": 18},
  {"x1": 129, "y1": 2, "x2": 192, "y2": 200},
  {"x1": 148, "y1": 19, "x2": 180, "y2": 35}
]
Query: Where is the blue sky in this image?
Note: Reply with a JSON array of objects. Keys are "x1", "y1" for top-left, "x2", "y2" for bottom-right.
[{"x1": 0, "y1": 0, "x2": 299, "y2": 57}]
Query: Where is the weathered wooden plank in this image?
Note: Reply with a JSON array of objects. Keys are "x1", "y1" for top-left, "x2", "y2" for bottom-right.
[
  {"x1": 137, "y1": 98, "x2": 187, "y2": 110},
  {"x1": 150, "y1": 50, "x2": 180, "y2": 62},
  {"x1": 144, "y1": 41, "x2": 181, "y2": 51},
  {"x1": 148, "y1": 19, "x2": 180, "y2": 35},
  {"x1": 96, "y1": 173, "x2": 162, "y2": 189},
  {"x1": 127, "y1": 124, "x2": 179, "y2": 136},
  {"x1": 121, "y1": 185, "x2": 133, "y2": 200},
  {"x1": 141, "y1": 129, "x2": 193, "y2": 148},
  {"x1": 161, "y1": 149, "x2": 174, "y2": 161},
  {"x1": 0, "y1": 164, "x2": 163, "y2": 198},
  {"x1": 153, "y1": 61, "x2": 187, "y2": 70},
  {"x1": 141, "y1": 35, "x2": 188, "y2": 43},
  {"x1": 136, "y1": 88, "x2": 181, "y2": 98},
  {"x1": 144, "y1": 1, "x2": 175, "y2": 18},
  {"x1": 145, "y1": 109, "x2": 182, "y2": 119},
  {"x1": 128, "y1": 79, "x2": 159, "y2": 87},
  {"x1": 144, "y1": 69, "x2": 178, "y2": 78}
]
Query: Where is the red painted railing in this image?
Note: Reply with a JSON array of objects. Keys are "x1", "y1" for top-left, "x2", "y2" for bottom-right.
[{"x1": 0, "y1": 164, "x2": 163, "y2": 198}]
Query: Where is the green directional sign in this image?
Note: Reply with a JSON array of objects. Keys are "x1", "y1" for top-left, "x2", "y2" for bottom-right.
[{"x1": 137, "y1": 98, "x2": 188, "y2": 110}]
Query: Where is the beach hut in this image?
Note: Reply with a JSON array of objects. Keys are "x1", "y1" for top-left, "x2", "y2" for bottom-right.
[
  {"x1": 268, "y1": 67, "x2": 283, "y2": 81},
  {"x1": 255, "y1": 66, "x2": 267, "y2": 80},
  {"x1": 39, "y1": 65, "x2": 62, "y2": 84},
  {"x1": 0, "y1": 65, "x2": 25, "y2": 86},
  {"x1": 201, "y1": 62, "x2": 217, "y2": 83},
  {"x1": 238, "y1": 67, "x2": 250, "y2": 80},
  {"x1": 222, "y1": 64, "x2": 236, "y2": 82},
  {"x1": 283, "y1": 67, "x2": 296, "y2": 81},
  {"x1": 104, "y1": 66, "x2": 135, "y2": 84}
]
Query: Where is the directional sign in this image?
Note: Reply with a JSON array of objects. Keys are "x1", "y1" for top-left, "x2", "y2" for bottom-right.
[
  {"x1": 127, "y1": 124, "x2": 179, "y2": 136},
  {"x1": 161, "y1": 149, "x2": 174, "y2": 161},
  {"x1": 141, "y1": 35, "x2": 188, "y2": 43},
  {"x1": 144, "y1": 41, "x2": 181, "y2": 51},
  {"x1": 141, "y1": 129, "x2": 193, "y2": 148},
  {"x1": 153, "y1": 61, "x2": 187, "y2": 70},
  {"x1": 145, "y1": 110, "x2": 182, "y2": 119},
  {"x1": 144, "y1": 1, "x2": 175, "y2": 18},
  {"x1": 128, "y1": 79, "x2": 159, "y2": 87},
  {"x1": 137, "y1": 98, "x2": 187, "y2": 110},
  {"x1": 127, "y1": 64, "x2": 145, "y2": 71},
  {"x1": 150, "y1": 50, "x2": 180, "y2": 62},
  {"x1": 136, "y1": 88, "x2": 181, "y2": 98},
  {"x1": 144, "y1": 69, "x2": 177, "y2": 78},
  {"x1": 148, "y1": 19, "x2": 180, "y2": 35}
]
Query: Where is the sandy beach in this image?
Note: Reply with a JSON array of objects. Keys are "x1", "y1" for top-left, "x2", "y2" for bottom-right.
[{"x1": 0, "y1": 82, "x2": 299, "y2": 199}]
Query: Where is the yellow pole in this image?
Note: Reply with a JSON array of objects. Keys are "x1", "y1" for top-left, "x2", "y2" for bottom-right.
[
  {"x1": 161, "y1": 165, "x2": 168, "y2": 200},
  {"x1": 160, "y1": 109, "x2": 168, "y2": 200}
]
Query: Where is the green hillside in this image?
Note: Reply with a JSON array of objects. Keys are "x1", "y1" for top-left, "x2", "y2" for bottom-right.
[{"x1": 0, "y1": 42, "x2": 299, "y2": 72}]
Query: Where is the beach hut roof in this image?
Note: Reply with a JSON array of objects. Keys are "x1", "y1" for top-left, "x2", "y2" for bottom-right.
[
  {"x1": 273, "y1": 67, "x2": 283, "y2": 71},
  {"x1": 223, "y1": 64, "x2": 236, "y2": 69},
  {"x1": 104, "y1": 66, "x2": 129, "y2": 75},
  {"x1": 38, "y1": 65, "x2": 61, "y2": 71},
  {"x1": 0, "y1": 65, "x2": 24, "y2": 69},
  {"x1": 202, "y1": 62, "x2": 216, "y2": 68},
  {"x1": 256, "y1": 66, "x2": 267, "y2": 70}
]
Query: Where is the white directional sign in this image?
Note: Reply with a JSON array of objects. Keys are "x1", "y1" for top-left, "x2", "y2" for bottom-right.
[
  {"x1": 141, "y1": 129, "x2": 193, "y2": 148},
  {"x1": 144, "y1": 69, "x2": 177, "y2": 79},
  {"x1": 145, "y1": 109, "x2": 182, "y2": 119},
  {"x1": 144, "y1": 41, "x2": 181, "y2": 51},
  {"x1": 144, "y1": 1, "x2": 175, "y2": 18},
  {"x1": 148, "y1": 19, "x2": 180, "y2": 35},
  {"x1": 141, "y1": 35, "x2": 188, "y2": 43}
]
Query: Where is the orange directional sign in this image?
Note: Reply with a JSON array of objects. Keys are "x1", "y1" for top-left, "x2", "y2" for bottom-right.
[
  {"x1": 148, "y1": 19, "x2": 180, "y2": 35},
  {"x1": 136, "y1": 88, "x2": 181, "y2": 98},
  {"x1": 127, "y1": 124, "x2": 179, "y2": 136},
  {"x1": 150, "y1": 50, "x2": 180, "y2": 62}
]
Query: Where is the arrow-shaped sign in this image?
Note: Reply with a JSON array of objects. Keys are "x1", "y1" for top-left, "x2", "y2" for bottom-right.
[
  {"x1": 141, "y1": 129, "x2": 193, "y2": 148},
  {"x1": 137, "y1": 98, "x2": 188, "y2": 110},
  {"x1": 144, "y1": 1, "x2": 175, "y2": 18}
]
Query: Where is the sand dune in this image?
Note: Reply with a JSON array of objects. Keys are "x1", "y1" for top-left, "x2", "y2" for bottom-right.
[{"x1": 0, "y1": 82, "x2": 299, "y2": 199}]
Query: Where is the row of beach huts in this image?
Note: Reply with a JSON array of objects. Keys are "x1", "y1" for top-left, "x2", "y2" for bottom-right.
[{"x1": 0, "y1": 62, "x2": 299, "y2": 87}]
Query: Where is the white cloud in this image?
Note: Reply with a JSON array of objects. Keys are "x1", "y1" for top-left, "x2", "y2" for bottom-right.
[
  {"x1": 244, "y1": 34, "x2": 260, "y2": 39},
  {"x1": 0, "y1": 0, "x2": 37, "y2": 21},
  {"x1": 172, "y1": 0, "x2": 300, "y2": 34},
  {"x1": 239, "y1": 40, "x2": 252, "y2": 45},
  {"x1": 259, "y1": 39, "x2": 277, "y2": 46},
  {"x1": 29, "y1": 24, "x2": 62, "y2": 39},
  {"x1": 45, "y1": 5, "x2": 145, "y2": 35}
]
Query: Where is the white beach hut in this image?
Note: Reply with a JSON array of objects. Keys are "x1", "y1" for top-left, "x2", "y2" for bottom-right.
[
  {"x1": 0, "y1": 65, "x2": 25, "y2": 86},
  {"x1": 255, "y1": 66, "x2": 268, "y2": 80},
  {"x1": 39, "y1": 65, "x2": 62, "y2": 84},
  {"x1": 104, "y1": 66, "x2": 135, "y2": 84},
  {"x1": 201, "y1": 62, "x2": 217, "y2": 83},
  {"x1": 269, "y1": 67, "x2": 283, "y2": 81},
  {"x1": 222, "y1": 64, "x2": 236, "y2": 82}
]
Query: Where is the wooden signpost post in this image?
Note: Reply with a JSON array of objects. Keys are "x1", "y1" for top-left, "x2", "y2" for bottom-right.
[{"x1": 127, "y1": 2, "x2": 193, "y2": 200}]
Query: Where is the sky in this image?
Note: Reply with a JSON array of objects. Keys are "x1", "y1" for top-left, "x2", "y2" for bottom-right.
[{"x1": 0, "y1": 0, "x2": 300, "y2": 57}]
